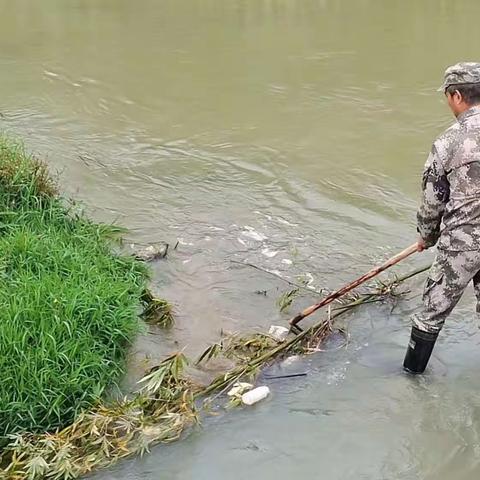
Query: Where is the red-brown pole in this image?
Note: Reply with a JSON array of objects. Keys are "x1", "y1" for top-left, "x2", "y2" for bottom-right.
[{"x1": 289, "y1": 242, "x2": 418, "y2": 331}]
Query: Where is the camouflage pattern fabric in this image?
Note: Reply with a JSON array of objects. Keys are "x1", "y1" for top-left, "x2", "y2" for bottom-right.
[
  {"x1": 412, "y1": 249, "x2": 480, "y2": 333},
  {"x1": 414, "y1": 104, "x2": 480, "y2": 332},
  {"x1": 417, "y1": 105, "x2": 480, "y2": 251},
  {"x1": 437, "y1": 62, "x2": 480, "y2": 92}
]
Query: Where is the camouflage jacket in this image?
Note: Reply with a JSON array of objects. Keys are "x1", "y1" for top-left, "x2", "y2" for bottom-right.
[{"x1": 417, "y1": 105, "x2": 480, "y2": 251}]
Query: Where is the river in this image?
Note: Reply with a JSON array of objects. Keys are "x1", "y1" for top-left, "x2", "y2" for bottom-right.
[{"x1": 2, "y1": 1, "x2": 480, "y2": 479}]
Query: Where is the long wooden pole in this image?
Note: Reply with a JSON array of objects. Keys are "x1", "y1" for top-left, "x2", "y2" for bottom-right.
[{"x1": 289, "y1": 242, "x2": 419, "y2": 331}]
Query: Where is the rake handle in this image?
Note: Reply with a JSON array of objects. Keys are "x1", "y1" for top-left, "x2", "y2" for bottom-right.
[{"x1": 289, "y1": 242, "x2": 419, "y2": 329}]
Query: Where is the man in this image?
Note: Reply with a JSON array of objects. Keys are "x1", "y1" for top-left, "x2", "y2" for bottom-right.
[{"x1": 403, "y1": 62, "x2": 480, "y2": 374}]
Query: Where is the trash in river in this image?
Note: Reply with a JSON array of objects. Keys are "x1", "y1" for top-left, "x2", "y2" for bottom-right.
[
  {"x1": 227, "y1": 382, "x2": 253, "y2": 397},
  {"x1": 225, "y1": 382, "x2": 255, "y2": 409},
  {"x1": 263, "y1": 372, "x2": 307, "y2": 379},
  {"x1": 281, "y1": 355, "x2": 302, "y2": 366},
  {"x1": 241, "y1": 386, "x2": 270, "y2": 405},
  {"x1": 268, "y1": 325, "x2": 289, "y2": 342},
  {"x1": 5, "y1": 257, "x2": 430, "y2": 479},
  {"x1": 132, "y1": 243, "x2": 169, "y2": 261}
]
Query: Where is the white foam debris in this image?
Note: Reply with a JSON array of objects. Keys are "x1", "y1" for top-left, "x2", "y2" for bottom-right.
[
  {"x1": 227, "y1": 382, "x2": 253, "y2": 397},
  {"x1": 44, "y1": 70, "x2": 59, "y2": 78},
  {"x1": 303, "y1": 272, "x2": 315, "y2": 285},
  {"x1": 242, "y1": 226, "x2": 267, "y2": 242},
  {"x1": 276, "y1": 217, "x2": 298, "y2": 227},
  {"x1": 261, "y1": 247, "x2": 278, "y2": 258},
  {"x1": 177, "y1": 238, "x2": 194, "y2": 246},
  {"x1": 237, "y1": 237, "x2": 247, "y2": 246},
  {"x1": 281, "y1": 259, "x2": 293, "y2": 265}
]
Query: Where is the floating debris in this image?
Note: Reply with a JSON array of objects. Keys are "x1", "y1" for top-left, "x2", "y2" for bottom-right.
[
  {"x1": 276, "y1": 288, "x2": 300, "y2": 312},
  {"x1": 133, "y1": 243, "x2": 169, "y2": 261},
  {"x1": 268, "y1": 325, "x2": 289, "y2": 342},
  {"x1": 242, "y1": 386, "x2": 270, "y2": 406},
  {"x1": 227, "y1": 382, "x2": 253, "y2": 397},
  {"x1": 141, "y1": 289, "x2": 175, "y2": 328},
  {"x1": 0, "y1": 253, "x2": 430, "y2": 479}
]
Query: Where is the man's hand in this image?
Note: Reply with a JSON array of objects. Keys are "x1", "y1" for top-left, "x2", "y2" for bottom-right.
[{"x1": 417, "y1": 237, "x2": 427, "y2": 252}]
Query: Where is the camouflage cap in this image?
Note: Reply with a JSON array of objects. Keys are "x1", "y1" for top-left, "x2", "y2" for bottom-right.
[{"x1": 437, "y1": 62, "x2": 480, "y2": 92}]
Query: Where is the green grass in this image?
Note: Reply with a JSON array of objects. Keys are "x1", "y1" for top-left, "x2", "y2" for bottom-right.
[{"x1": 0, "y1": 137, "x2": 148, "y2": 440}]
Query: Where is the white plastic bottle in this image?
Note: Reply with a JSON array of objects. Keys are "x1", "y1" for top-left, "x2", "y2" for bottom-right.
[{"x1": 241, "y1": 386, "x2": 270, "y2": 405}]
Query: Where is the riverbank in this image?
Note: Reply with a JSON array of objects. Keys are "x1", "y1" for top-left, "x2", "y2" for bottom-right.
[
  {"x1": 0, "y1": 137, "x2": 427, "y2": 477},
  {"x1": 0, "y1": 137, "x2": 149, "y2": 440}
]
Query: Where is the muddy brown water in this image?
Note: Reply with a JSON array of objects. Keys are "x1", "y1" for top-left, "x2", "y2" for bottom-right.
[{"x1": 3, "y1": 1, "x2": 480, "y2": 479}]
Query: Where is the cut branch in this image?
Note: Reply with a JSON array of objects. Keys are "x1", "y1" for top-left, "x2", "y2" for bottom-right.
[{"x1": 289, "y1": 243, "x2": 419, "y2": 330}]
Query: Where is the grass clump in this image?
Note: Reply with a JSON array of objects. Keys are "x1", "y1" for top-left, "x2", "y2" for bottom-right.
[
  {"x1": 0, "y1": 137, "x2": 148, "y2": 441},
  {"x1": 1, "y1": 353, "x2": 197, "y2": 479}
]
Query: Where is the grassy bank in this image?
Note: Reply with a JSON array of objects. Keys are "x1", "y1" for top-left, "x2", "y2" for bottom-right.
[{"x1": 0, "y1": 137, "x2": 148, "y2": 440}]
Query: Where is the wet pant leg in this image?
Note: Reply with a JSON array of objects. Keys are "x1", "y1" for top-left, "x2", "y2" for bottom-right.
[{"x1": 412, "y1": 249, "x2": 480, "y2": 333}]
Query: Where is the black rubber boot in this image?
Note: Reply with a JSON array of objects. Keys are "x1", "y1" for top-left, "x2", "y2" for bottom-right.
[{"x1": 403, "y1": 327, "x2": 438, "y2": 374}]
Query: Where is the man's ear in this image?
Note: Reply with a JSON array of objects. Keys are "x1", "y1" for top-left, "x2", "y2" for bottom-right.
[{"x1": 454, "y1": 90, "x2": 464, "y2": 105}]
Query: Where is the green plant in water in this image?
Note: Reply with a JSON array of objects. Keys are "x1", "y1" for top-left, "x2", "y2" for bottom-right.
[
  {"x1": 141, "y1": 289, "x2": 175, "y2": 328},
  {"x1": 195, "y1": 342, "x2": 223, "y2": 365},
  {"x1": 276, "y1": 287, "x2": 300, "y2": 312},
  {"x1": 223, "y1": 333, "x2": 279, "y2": 362}
]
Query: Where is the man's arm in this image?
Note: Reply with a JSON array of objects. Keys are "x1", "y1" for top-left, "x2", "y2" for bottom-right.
[{"x1": 416, "y1": 145, "x2": 450, "y2": 249}]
